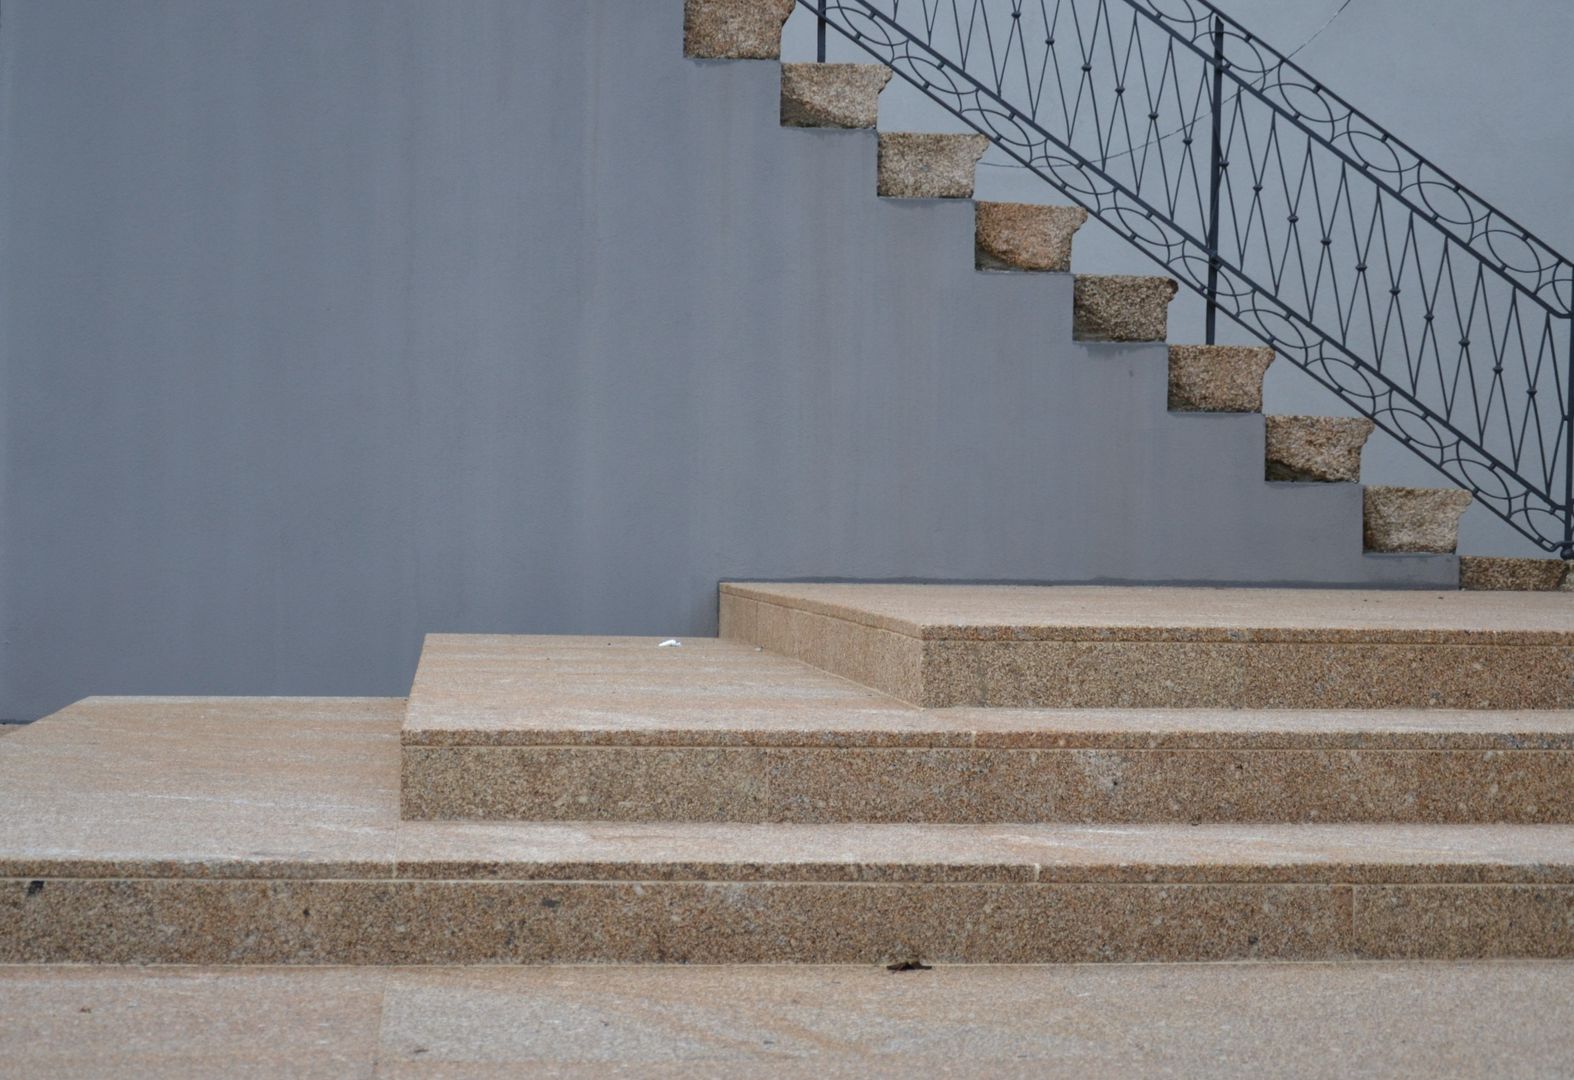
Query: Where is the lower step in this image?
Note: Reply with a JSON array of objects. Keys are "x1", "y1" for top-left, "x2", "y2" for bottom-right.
[
  {"x1": 719, "y1": 583, "x2": 1574, "y2": 709},
  {"x1": 402, "y1": 636, "x2": 1574, "y2": 824},
  {"x1": 6, "y1": 697, "x2": 1572, "y2": 963}
]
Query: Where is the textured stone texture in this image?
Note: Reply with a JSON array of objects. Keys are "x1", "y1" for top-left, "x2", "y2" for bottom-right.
[
  {"x1": 780, "y1": 63, "x2": 891, "y2": 128},
  {"x1": 404, "y1": 743, "x2": 1574, "y2": 824},
  {"x1": 723, "y1": 582, "x2": 1574, "y2": 644},
  {"x1": 720, "y1": 583, "x2": 1574, "y2": 709},
  {"x1": 683, "y1": 0, "x2": 795, "y2": 59},
  {"x1": 5, "y1": 697, "x2": 1574, "y2": 963},
  {"x1": 9, "y1": 963, "x2": 1574, "y2": 1078},
  {"x1": 1364, "y1": 485, "x2": 1474, "y2": 553},
  {"x1": 974, "y1": 202, "x2": 1089, "y2": 271},
  {"x1": 1072, "y1": 274, "x2": 1180, "y2": 341},
  {"x1": 876, "y1": 132, "x2": 989, "y2": 198},
  {"x1": 1167, "y1": 344, "x2": 1276, "y2": 412},
  {"x1": 1265, "y1": 415, "x2": 1375, "y2": 482},
  {"x1": 1460, "y1": 556, "x2": 1571, "y2": 591},
  {"x1": 403, "y1": 635, "x2": 1574, "y2": 823}
]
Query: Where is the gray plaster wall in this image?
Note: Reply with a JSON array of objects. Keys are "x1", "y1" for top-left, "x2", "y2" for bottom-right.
[{"x1": 0, "y1": 0, "x2": 1546, "y2": 719}]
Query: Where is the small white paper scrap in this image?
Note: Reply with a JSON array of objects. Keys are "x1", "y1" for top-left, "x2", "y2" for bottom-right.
[{"x1": 658, "y1": 639, "x2": 682, "y2": 648}]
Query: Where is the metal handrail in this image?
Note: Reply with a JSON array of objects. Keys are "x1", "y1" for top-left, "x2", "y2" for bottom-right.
[{"x1": 803, "y1": 0, "x2": 1574, "y2": 556}]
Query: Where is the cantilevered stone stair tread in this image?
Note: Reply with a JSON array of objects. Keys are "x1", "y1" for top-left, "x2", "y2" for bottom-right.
[
  {"x1": 1072, "y1": 274, "x2": 1181, "y2": 341},
  {"x1": 5, "y1": 696, "x2": 1574, "y2": 963},
  {"x1": 1265, "y1": 415, "x2": 1375, "y2": 483},
  {"x1": 1460, "y1": 555, "x2": 1573, "y2": 591},
  {"x1": 720, "y1": 583, "x2": 1574, "y2": 709},
  {"x1": 400, "y1": 635, "x2": 1574, "y2": 824},
  {"x1": 1168, "y1": 345, "x2": 1276, "y2": 412},
  {"x1": 975, "y1": 202, "x2": 1089, "y2": 272},
  {"x1": 1364, "y1": 485, "x2": 1475, "y2": 554},
  {"x1": 876, "y1": 132, "x2": 990, "y2": 198},
  {"x1": 780, "y1": 62, "x2": 891, "y2": 128},
  {"x1": 682, "y1": 0, "x2": 794, "y2": 60}
]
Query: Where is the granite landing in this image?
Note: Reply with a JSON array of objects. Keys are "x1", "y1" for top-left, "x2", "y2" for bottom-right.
[
  {"x1": 3, "y1": 697, "x2": 1573, "y2": 965},
  {"x1": 401, "y1": 635, "x2": 1574, "y2": 824}
]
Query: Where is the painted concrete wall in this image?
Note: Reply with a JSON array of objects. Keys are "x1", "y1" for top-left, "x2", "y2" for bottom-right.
[{"x1": 0, "y1": 0, "x2": 1555, "y2": 719}]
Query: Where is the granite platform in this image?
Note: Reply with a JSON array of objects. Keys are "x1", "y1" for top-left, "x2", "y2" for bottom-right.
[
  {"x1": 402, "y1": 635, "x2": 1574, "y2": 823},
  {"x1": 719, "y1": 583, "x2": 1574, "y2": 708},
  {"x1": 3, "y1": 696, "x2": 1573, "y2": 964}
]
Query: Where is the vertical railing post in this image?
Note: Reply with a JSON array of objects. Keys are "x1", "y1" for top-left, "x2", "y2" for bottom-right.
[
  {"x1": 817, "y1": 3, "x2": 828, "y2": 61},
  {"x1": 1203, "y1": 15, "x2": 1226, "y2": 344},
  {"x1": 1564, "y1": 319, "x2": 1574, "y2": 558}
]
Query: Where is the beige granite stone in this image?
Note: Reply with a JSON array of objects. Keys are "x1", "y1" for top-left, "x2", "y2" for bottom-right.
[
  {"x1": 720, "y1": 582, "x2": 1574, "y2": 644},
  {"x1": 1460, "y1": 556, "x2": 1571, "y2": 591},
  {"x1": 1072, "y1": 274, "x2": 1179, "y2": 341},
  {"x1": 683, "y1": 0, "x2": 795, "y2": 59},
  {"x1": 6, "y1": 696, "x2": 1574, "y2": 964},
  {"x1": 876, "y1": 132, "x2": 989, "y2": 198},
  {"x1": 964, "y1": 639, "x2": 1574, "y2": 710},
  {"x1": 974, "y1": 202, "x2": 1088, "y2": 271},
  {"x1": 405, "y1": 634, "x2": 1574, "y2": 750},
  {"x1": 1354, "y1": 885, "x2": 1574, "y2": 959},
  {"x1": 1364, "y1": 485, "x2": 1474, "y2": 553},
  {"x1": 403, "y1": 743, "x2": 1574, "y2": 824},
  {"x1": 9, "y1": 962, "x2": 1574, "y2": 1078},
  {"x1": 720, "y1": 583, "x2": 1574, "y2": 708},
  {"x1": 780, "y1": 63, "x2": 891, "y2": 127},
  {"x1": 1168, "y1": 344, "x2": 1276, "y2": 411},
  {"x1": 1265, "y1": 415, "x2": 1375, "y2": 482}
]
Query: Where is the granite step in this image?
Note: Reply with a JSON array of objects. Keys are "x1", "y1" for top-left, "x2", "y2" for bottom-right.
[
  {"x1": 1364, "y1": 485, "x2": 1474, "y2": 553},
  {"x1": 719, "y1": 582, "x2": 1574, "y2": 709},
  {"x1": 876, "y1": 132, "x2": 990, "y2": 199},
  {"x1": 1168, "y1": 344, "x2": 1276, "y2": 412},
  {"x1": 4, "y1": 697, "x2": 1572, "y2": 964},
  {"x1": 683, "y1": 0, "x2": 795, "y2": 60},
  {"x1": 1461, "y1": 556, "x2": 1573, "y2": 591},
  {"x1": 401, "y1": 635, "x2": 1574, "y2": 824},
  {"x1": 1073, "y1": 274, "x2": 1180, "y2": 341},
  {"x1": 1265, "y1": 415, "x2": 1375, "y2": 483},
  {"x1": 975, "y1": 202, "x2": 1089, "y2": 272},
  {"x1": 780, "y1": 62, "x2": 891, "y2": 128}
]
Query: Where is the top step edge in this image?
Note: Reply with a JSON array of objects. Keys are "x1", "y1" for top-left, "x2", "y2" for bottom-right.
[{"x1": 718, "y1": 582, "x2": 1574, "y2": 645}]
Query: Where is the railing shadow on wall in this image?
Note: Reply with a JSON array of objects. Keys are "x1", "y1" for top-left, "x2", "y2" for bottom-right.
[{"x1": 804, "y1": 0, "x2": 1574, "y2": 557}]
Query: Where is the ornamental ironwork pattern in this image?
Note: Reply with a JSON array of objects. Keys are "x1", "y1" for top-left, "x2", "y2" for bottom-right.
[{"x1": 803, "y1": 0, "x2": 1574, "y2": 555}]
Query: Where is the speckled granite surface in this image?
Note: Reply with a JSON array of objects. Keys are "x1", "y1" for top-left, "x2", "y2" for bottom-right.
[
  {"x1": 401, "y1": 635, "x2": 1574, "y2": 823},
  {"x1": 1072, "y1": 274, "x2": 1179, "y2": 341},
  {"x1": 780, "y1": 63, "x2": 891, "y2": 128},
  {"x1": 719, "y1": 583, "x2": 1574, "y2": 708},
  {"x1": 3, "y1": 696, "x2": 1573, "y2": 963}
]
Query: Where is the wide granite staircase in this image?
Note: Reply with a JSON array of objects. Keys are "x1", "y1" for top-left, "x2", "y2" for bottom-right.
[
  {"x1": 3, "y1": 0, "x2": 1572, "y2": 971},
  {"x1": 5, "y1": 581, "x2": 1572, "y2": 965}
]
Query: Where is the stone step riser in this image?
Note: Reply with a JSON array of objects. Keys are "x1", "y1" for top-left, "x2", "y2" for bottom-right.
[
  {"x1": 1265, "y1": 415, "x2": 1375, "y2": 483},
  {"x1": 1460, "y1": 556, "x2": 1573, "y2": 591},
  {"x1": 7, "y1": 876, "x2": 1570, "y2": 965},
  {"x1": 402, "y1": 743, "x2": 1572, "y2": 824},
  {"x1": 1168, "y1": 345, "x2": 1275, "y2": 412},
  {"x1": 1364, "y1": 485, "x2": 1474, "y2": 554},
  {"x1": 780, "y1": 63, "x2": 892, "y2": 128},
  {"x1": 683, "y1": 0, "x2": 795, "y2": 60},
  {"x1": 975, "y1": 202, "x2": 1089, "y2": 272},
  {"x1": 877, "y1": 132, "x2": 989, "y2": 198},
  {"x1": 1073, "y1": 274, "x2": 1180, "y2": 341},
  {"x1": 719, "y1": 585, "x2": 1574, "y2": 710}
]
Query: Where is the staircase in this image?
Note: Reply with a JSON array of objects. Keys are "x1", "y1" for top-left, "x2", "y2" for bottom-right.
[
  {"x1": 1, "y1": 0, "x2": 1571, "y2": 971},
  {"x1": 688, "y1": 0, "x2": 1574, "y2": 586},
  {"x1": 5, "y1": 578, "x2": 1572, "y2": 964}
]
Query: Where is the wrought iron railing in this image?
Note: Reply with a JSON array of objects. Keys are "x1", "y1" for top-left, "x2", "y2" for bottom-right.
[{"x1": 804, "y1": 0, "x2": 1574, "y2": 556}]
